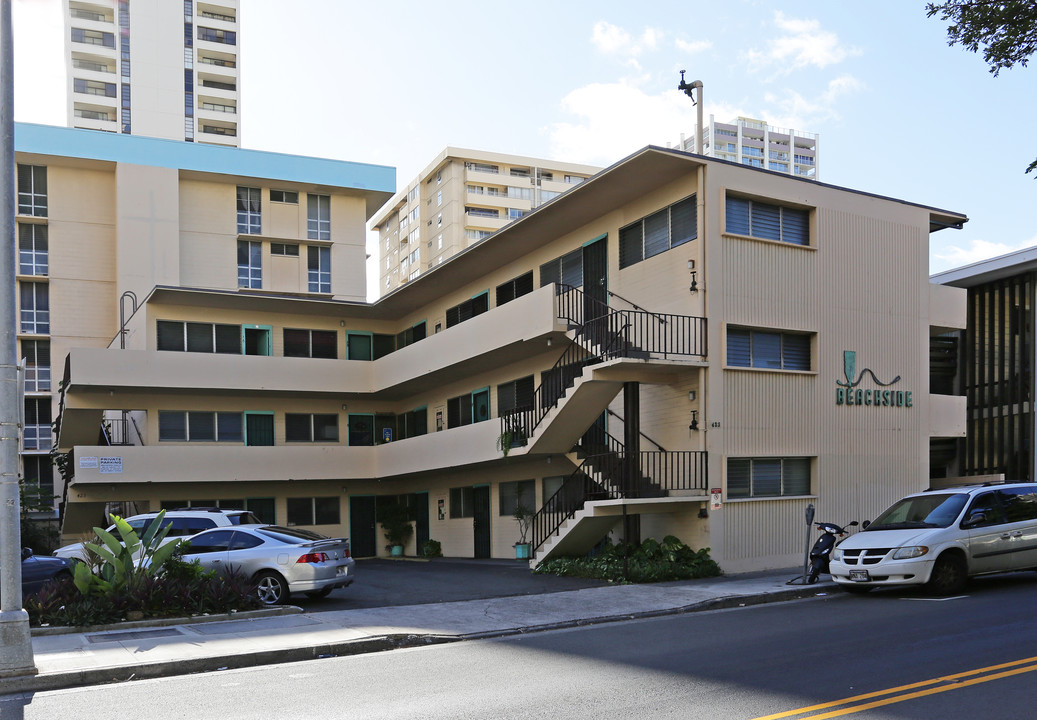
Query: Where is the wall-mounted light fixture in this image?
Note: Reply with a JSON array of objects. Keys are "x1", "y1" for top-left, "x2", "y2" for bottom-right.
[
  {"x1": 341, "y1": 403, "x2": 348, "y2": 411},
  {"x1": 688, "y1": 260, "x2": 698, "y2": 294},
  {"x1": 689, "y1": 410, "x2": 699, "y2": 431},
  {"x1": 547, "y1": 337, "x2": 552, "y2": 347},
  {"x1": 688, "y1": 390, "x2": 696, "y2": 402},
  {"x1": 340, "y1": 320, "x2": 346, "y2": 327}
]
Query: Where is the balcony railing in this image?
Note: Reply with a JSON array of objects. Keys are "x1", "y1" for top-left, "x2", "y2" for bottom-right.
[
  {"x1": 501, "y1": 284, "x2": 706, "y2": 447},
  {"x1": 532, "y1": 446, "x2": 708, "y2": 553}
]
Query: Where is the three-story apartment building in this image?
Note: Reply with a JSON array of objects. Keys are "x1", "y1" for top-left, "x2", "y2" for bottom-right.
[{"x1": 34, "y1": 126, "x2": 966, "y2": 571}]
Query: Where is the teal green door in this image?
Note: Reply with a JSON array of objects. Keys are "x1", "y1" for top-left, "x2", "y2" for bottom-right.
[{"x1": 245, "y1": 413, "x2": 274, "y2": 446}]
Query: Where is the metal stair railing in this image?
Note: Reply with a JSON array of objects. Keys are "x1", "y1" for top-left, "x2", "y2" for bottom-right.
[
  {"x1": 531, "y1": 431, "x2": 709, "y2": 554},
  {"x1": 500, "y1": 284, "x2": 707, "y2": 445}
]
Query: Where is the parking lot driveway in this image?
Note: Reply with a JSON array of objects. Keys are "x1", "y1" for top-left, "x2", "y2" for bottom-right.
[{"x1": 302, "y1": 557, "x2": 612, "y2": 611}]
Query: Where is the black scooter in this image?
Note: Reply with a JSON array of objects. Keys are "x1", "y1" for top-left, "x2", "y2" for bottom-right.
[{"x1": 806, "y1": 520, "x2": 858, "y2": 583}]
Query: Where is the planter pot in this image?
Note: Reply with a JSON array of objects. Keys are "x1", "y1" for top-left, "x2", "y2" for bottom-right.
[
  {"x1": 514, "y1": 543, "x2": 531, "y2": 560},
  {"x1": 390, "y1": 545, "x2": 404, "y2": 557}
]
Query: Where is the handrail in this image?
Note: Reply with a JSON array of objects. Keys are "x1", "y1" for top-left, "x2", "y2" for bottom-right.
[
  {"x1": 605, "y1": 408, "x2": 666, "y2": 451},
  {"x1": 607, "y1": 290, "x2": 667, "y2": 325},
  {"x1": 500, "y1": 284, "x2": 706, "y2": 444},
  {"x1": 531, "y1": 448, "x2": 708, "y2": 553}
]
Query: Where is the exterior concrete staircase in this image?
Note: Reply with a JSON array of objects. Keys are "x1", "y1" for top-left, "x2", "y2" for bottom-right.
[{"x1": 497, "y1": 284, "x2": 709, "y2": 568}]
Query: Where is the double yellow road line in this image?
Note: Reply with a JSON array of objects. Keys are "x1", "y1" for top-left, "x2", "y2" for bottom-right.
[{"x1": 752, "y1": 655, "x2": 1037, "y2": 719}]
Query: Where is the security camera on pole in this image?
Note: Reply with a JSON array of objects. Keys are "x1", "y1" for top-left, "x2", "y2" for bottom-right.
[{"x1": 0, "y1": 0, "x2": 39, "y2": 679}]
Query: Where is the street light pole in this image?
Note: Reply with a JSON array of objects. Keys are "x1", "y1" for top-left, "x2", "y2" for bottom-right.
[{"x1": 0, "y1": 0, "x2": 38, "y2": 678}]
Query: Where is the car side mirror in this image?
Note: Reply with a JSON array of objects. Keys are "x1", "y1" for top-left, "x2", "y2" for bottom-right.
[
  {"x1": 962, "y1": 510, "x2": 987, "y2": 529},
  {"x1": 21, "y1": 547, "x2": 33, "y2": 560},
  {"x1": 861, "y1": 520, "x2": 870, "y2": 530},
  {"x1": 848, "y1": 521, "x2": 859, "y2": 527}
]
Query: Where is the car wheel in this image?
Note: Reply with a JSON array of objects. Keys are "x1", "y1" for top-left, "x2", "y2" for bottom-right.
[
  {"x1": 927, "y1": 553, "x2": 967, "y2": 595},
  {"x1": 254, "y1": 571, "x2": 289, "y2": 605},
  {"x1": 305, "y1": 588, "x2": 333, "y2": 600},
  {"x1": 841, "y1": 584, "x2": 873, "y2": 594}
]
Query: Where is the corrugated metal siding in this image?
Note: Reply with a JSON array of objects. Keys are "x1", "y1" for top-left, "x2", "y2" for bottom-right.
[{"x1": 715, "y1": 200, "x2": 931, "y2": 570}]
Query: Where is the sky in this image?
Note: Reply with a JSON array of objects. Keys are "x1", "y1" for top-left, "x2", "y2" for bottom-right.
[{"x1": 11, "y1": 0, "x2": 1037, "y2": 283}]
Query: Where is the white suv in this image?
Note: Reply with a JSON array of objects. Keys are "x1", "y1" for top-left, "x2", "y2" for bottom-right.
[
  {"x1": 54, "y1": 508, "x2": 263, "y2": 562},
  {"x1": 830, "y1": 482, "x2": 1037, "y2": 595}
]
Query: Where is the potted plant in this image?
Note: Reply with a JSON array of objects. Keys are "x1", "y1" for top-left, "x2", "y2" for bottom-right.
[
  {"x1": 513, "y1": 503, "x2": 534, "y2": 560},
  {"x1": 377, "y1": 501, "x2": 413, "y2": 557},
  {"x1": 496, "y1": 427, "x2": 527, "y2": 457}
]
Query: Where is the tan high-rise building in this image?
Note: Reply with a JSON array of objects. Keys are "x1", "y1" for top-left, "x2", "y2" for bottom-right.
[
  {"x1": 370, "y1": 149, "x2": 599, "y2": 296},
  {"x1": 64, "y1": 0, "x2": 240, "y2": 145},
  {"x1": 675, "y1": 115, "x2": 819, "y2": 180}
]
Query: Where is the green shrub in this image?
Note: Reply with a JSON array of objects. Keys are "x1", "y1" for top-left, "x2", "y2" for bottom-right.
[
  {"x1": 25, "y1": 567, "x2": 261, "y2": 627},
  {"x1": 421, "y1": 539, "x2": 443, "y2": 558},
  {"x1": 73, "y1": 510, "x2": 182, "y2": 597},
  {"x1": 25, "y1": 519, "x2": 262, "y2": 628},
  {"x1": 533, "y1": 535, "x2": 722, "y2": 583}
]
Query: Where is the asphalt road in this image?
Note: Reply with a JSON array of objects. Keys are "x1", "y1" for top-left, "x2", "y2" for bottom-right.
[
  {"x1": 9, "y1": 572, "x2": 1037, "y2": 719},
  {"x1": 294, "y1": 557, "x2": 611, "y2": 610}
]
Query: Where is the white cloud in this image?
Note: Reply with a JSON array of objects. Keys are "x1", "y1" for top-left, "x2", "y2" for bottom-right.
[
  {"x1": 761, "y1": 75, "x2": 863, "y2": 129},
  {"x1": 639, "y1": 27, "x2": 663, "y2": 51},
  {"x1": 591, "y1": 20, "x2": 666, "y2": 67},
  {"x1": 931, "y1": 236, "x2": 1037, "y2": 274},
  {"x1": 675, "y1": 38, "x2": 712, "y2": 54},
  {"x1": 591, "y1": 21, "x2": 632, "y2": 54},
  {"x1": 746, "y1": 11, "x2": 860, "y2": 76},
  {"x1": 546, "y1": 82, "x2": 747, "y2": 166}
]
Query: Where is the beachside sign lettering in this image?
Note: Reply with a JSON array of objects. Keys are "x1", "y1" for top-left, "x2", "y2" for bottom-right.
[{"x1": 835, "y1": 350, "x2": 912, "y2": 408}]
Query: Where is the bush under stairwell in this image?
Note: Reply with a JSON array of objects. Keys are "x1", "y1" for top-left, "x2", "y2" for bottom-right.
[{"x1": 532, "y1": 535, "x2": 721, "y2": 583}]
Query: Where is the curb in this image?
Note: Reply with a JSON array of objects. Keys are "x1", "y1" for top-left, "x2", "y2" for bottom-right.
[
  {"x1": 0, "y1": 583, "x2": 837, "y2": 695},
  {"x1": 30, "y1": 606, "x2": 303, "y2": 637}
]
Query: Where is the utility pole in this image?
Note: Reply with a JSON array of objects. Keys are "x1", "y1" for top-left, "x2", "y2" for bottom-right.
[{"x1": 0, "y1": 0, "x2": 38, "y2": 678}]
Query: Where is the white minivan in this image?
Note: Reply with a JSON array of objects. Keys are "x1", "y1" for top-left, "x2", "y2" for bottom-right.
[{"x1": 830, "y1": 482, "x2": 1037, "y2": 594}]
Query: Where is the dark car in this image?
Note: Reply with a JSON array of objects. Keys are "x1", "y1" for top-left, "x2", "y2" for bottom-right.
[{"x1": 0, "y1": 547, "x2": 72, "y2": 601}]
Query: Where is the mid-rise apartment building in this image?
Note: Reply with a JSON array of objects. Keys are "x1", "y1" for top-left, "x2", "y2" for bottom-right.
[
  {"x1": 33, "y1": 125, "x2": 966, "y2": 572},
  {"x1": 370, "y1": 149, "x2": 599, "y2": 296},
  {"x1": 14, "y1": 123, "x2": 394, "y2": 515},
  {"x1": 64, "y1": 0, "x2": 241, "y2": 145},
  {"x1": 674, "y1": 115, "x2": 819, "y2": 180}
]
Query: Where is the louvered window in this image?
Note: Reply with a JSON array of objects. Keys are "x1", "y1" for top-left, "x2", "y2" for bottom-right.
[
  {"x1": 496, "y1": 271, "x2": 534, "y2": 306},
  {"x1": 619, "y1": 195, "x2": 698, "y2": 269},
  {"x1": 725, "y1": 195, "x2": 809, "y2": 246},
  {"x1": 728, "y1": 457, "x2": 811, "y2": 498},
  {"x1": 727, "y1": 328, "x2": 811, "y2": 371},
  {"x1": 445, "y1": 293, "x2": 489, "y2": 328}
]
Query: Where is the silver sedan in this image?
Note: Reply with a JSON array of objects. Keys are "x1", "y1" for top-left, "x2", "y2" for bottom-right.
[{"x1": 179, "y1": 525, "x2": 356, "y2": 605}]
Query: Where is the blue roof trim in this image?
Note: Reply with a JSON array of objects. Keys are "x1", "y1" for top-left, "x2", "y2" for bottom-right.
[{"x1": 14, "y1": 123, "x2": 395, "y2": 192}]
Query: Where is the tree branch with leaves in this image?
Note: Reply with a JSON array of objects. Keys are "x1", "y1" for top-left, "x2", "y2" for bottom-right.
[{"x1": 926, "y1": 1, "x2": 1037, "y2": 176}]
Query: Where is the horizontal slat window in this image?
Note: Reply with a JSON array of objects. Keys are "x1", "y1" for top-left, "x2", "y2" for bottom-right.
[
  {"x1": 728, "y1": 457, "x2": 812, "y2": 498},
  {"x1": 727, "y1": 328, "x2": 812, "y2": 371},
  {"x1": 725, "y1": 194, "x2": 810, "y2": 246},
  {"x1": 496, "y1": 271, "x2": 534, "y2": 307},
  {"x1": 445, "y1": 293, "x2": 489, "y2": 328},
  {"x1": 619, "y1": 194, "x2": 698, "y2": 269}
]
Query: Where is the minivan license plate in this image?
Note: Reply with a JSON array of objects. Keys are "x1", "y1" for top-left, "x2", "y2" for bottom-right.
[{"x1": 849, "y1": 570, "x2": 870, "y2": 582}]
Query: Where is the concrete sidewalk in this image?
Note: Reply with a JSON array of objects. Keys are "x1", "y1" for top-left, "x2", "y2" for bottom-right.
[{"x1": 0, "y1": 568, "x2": 834, "y2": 695}]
